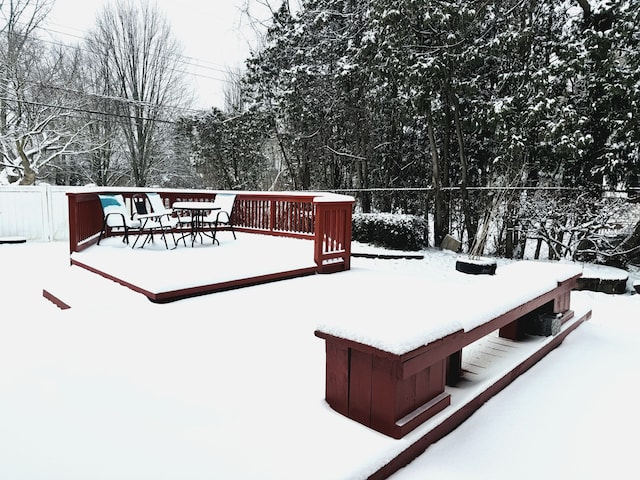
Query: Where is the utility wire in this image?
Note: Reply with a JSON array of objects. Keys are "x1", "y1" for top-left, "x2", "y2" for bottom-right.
[
  {"x1": 34, "y1": 22, "x2": 245, "y2": 83},
  {"x1": 4, "y1": 12, "x2": 256, "y2": 118},
  {"x1": 18, "y1": 78, "x2": 209, "y2": 117},
  {"x1": 0, "y1": 95, "x2": 179, "y2": 124},
  {"x1": 34, "y1": 26, "x2": 243, "y2": 111}
]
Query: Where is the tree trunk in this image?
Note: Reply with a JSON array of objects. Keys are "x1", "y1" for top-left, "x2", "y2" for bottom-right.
[
  {"x1": 17, "y1": 141, "x2": 36, "y2": 185},
  {"x1": 516, "y1": 229, "x2": 527, "y2": 260},
  {"x1": 426, "y1": 99, "x2": 446, "y2": 246},
  {"x1": 505, "y1": 217, "x2": 514, "y2": 258},
  {"x1": 575, "y1": 0, "x2": 591, "y2": 19},
  {"x1": 355, "y1": 118, "x2": 371, "y2": 212},
  {"x1": 448, "y1": 87, "x2": 477, "y2": 248}
]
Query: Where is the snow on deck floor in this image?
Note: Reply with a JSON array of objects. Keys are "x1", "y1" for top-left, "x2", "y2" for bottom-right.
[{"x1": 69, "y1": 231, "x2": 316, "y2": 294}]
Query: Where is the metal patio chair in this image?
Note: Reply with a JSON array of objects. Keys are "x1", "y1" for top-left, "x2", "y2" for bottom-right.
[
  {"x1": 201, "y1": 193, "x2": 237, "y2": 245},
  {"x1": 97, "y1": 194, "x2": 142, "y2": 245},
  {"x1": 131, "y1": 193, "x2": 178, "y2": 249}
]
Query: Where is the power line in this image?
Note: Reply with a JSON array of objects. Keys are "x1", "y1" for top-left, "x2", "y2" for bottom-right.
[
  {"x1": 40, "y1": 17, "x2": 249, "y2": 74},
  {"x1": 0, "y1": 95, "x2": 180, "y2": 124},
  {"x1": 34, "y1": 24, "x2": 239, "y2": 85},
  {"x1": 4, "y1": 8, "x2": 258, "y2": 114},
  {"x1": 41, "y1": 22, "x2": 241, "y2": 76},
  {"x1": 43, "y1": 20, "x2": 239, "y2": 73},
  {"x1": 34, "y1": 80, "x2": 206, "y2": 115},
  {"x1": 26, "y1": 22, "x2": 244, "y2": 112}
]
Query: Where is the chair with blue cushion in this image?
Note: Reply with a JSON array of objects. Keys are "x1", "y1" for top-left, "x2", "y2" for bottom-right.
[{"x1": 97, "y1": 194, "x2": 142, "y2": 245}]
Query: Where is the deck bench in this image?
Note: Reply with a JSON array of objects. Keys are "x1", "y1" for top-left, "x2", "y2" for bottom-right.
[{"x1": 314, "y1": 261, "x2": 582, "y2": 439}]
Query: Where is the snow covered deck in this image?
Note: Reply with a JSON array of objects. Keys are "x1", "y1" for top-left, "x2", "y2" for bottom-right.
[
  {"x1": 56, "y1": 188, "x2": 356, "y2": 304},
  {"x1": 44, "y1": 232, "x2": 317, "y2": 306},
  {"x1": 11, "y1": 242, "x2": 597, "y2": 479}
]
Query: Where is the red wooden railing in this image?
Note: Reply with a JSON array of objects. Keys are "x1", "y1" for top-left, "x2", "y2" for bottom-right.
[{"x1": 66, "y1": 188, "x2": 354, "y2": 273}]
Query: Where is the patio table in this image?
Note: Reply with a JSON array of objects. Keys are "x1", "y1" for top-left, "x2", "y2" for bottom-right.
[{"x1": 172, "y1": 201, "x2": 220, "y2": 247}]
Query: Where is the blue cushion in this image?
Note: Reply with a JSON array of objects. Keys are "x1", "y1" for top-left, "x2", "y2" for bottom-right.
[{"x1": 99, "y1": 195, "x2": 122, "y2": 208}]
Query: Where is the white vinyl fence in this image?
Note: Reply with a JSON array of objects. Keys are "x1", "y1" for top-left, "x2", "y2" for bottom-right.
[{"x1": 0, "y1": 185, "x2": 70, "y2": 241}]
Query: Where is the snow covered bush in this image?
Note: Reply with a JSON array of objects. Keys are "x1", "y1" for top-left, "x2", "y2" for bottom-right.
[{"x1": 352, "y1": 213, "x2": 427, "y2": 251}]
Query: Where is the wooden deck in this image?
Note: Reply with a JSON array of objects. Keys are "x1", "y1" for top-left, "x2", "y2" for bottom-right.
[
  {"x1": 56, "y1": 188, "x2": 355, "y2": 306},
  {"x1": 65, "y1": 189, "x2": 354, "y2": 273},
  {"x1": 44, "y1": 232, "x2": 317, "y2": 306},
  {"x1": 36, "y1": 242, "x2": 594, "y2": 478}
]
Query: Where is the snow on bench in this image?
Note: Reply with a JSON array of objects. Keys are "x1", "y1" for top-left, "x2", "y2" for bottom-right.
[
  {"x1": 314, "y1": 260, "x2": 583, "y2": 439},
  {"x1": 317, "y1": 261, "x2": 581, "y2": 355}
]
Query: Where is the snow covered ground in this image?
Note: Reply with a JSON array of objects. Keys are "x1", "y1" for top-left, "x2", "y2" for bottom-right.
[{"x1": 1, "y1": 240, "x2": 639, "y2": 479}]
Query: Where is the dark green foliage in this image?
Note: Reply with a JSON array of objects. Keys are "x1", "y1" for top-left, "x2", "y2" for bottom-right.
[
  {"x1": 352, "y1": 213, "x2": 427, "y2": 251},
  {"x1": 176, "y1": 108, "x2": 273, "y2": 190},
  {"x1": 234, "y1": 0, "x2": 640, "y2": 264}
]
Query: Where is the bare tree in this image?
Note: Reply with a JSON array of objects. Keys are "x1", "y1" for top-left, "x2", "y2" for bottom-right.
[
  {"x1": 60, "y1": 38, "x2": 128, "y2": 186},
  {"x1": 223, "y1": 68, "x2": 246, "y2": 114},
  {"x1": 0, "y1": 0, "x2": 52, "y2": 132},
  {"x1": 85, "y1": 0, "x2": 190, "y2": 186},
  {"x1": 0, "y1": 1, "x2": 90, "y2": 185}
]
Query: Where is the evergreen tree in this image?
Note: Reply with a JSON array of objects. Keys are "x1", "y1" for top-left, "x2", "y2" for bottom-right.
[
  {"x1": 178, "y1": 107, "x2": 272, "y2": 190},
  {"x1": 240, "y1": 0, "x2": 639, "y2": 251}
]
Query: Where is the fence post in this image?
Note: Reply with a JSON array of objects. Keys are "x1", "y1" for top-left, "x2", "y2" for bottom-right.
[{"x1": 42, "y1": 184, "x2": 54, "y2": 242}]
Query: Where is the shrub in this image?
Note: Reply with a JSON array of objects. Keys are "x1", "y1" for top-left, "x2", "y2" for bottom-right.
[{"x1": 352, "y1": 213, "x2": 427, "y2": 251}]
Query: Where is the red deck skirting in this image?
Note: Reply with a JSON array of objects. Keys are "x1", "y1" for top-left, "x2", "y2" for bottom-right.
[{"x1": 68, "y1": 257, "x2": 318, "y2": 304}]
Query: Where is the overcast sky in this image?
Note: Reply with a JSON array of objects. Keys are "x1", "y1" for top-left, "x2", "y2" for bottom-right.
[{"x1": 46, "y1": 0, "x2": 283, "y2": 111}]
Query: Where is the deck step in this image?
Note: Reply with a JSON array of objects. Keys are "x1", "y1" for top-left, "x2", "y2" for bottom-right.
[{"x1": 42, "y1": 265, "x2": 141, "y2": 310}]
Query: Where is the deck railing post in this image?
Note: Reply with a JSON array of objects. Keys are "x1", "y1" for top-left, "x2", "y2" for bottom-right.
[
  {"x1": 314, "y1": 203, "x2": 324, "y2": 268},
  {"x1": 313, "y1": 195, "x2": 354, "y2": 273},
  {"x1": 67, "y1": 191, "x2": 106, "y2": 254},
  {"x1": 67, "y1": 192, "x2": 79, "y2": 254}
]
